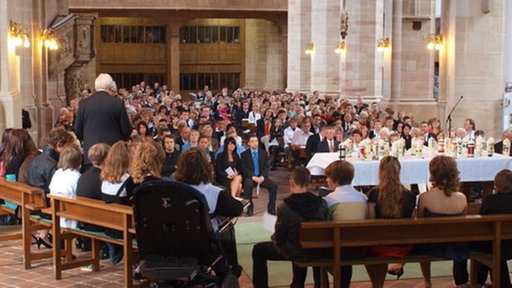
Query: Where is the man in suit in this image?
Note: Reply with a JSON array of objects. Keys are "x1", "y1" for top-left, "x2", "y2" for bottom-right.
[
  {"x1": 305, "y1": 125, "x2": 327, "y2": 164},
  {"x1": 241, "y1": 134, "x2": 278, "y2": 216},
  {"x1": 74, "y1": 73, "x2": 132, "y2": 169},
  {"x1": 310, "y1": 114, "x2": 323, "y2": 134},
  {"x1": 234, "y1": 101, "x2": 251, "y2": 127},
  {"x1": 256, "y1": 108, "x2": 274, "y2": 151},
  {"x1": 316, "y1": 126, "x2": 341, "y2": 153},
  {"x1": 495, "y1": 129, "x2": 512, "y2": 156},
  {"x1": 419, "y1": 121, "x2": 436, "y2": 145},
  {"x1": 369, "y1": 120, "x2": 382, "y2": 139}
]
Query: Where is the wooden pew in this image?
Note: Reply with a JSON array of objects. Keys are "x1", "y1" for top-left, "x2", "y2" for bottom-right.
[
  {"x1": 0, "y1": 178, "x2": 51, "y2": 269},
  {"x1": 297, "y1": 215, "x2": 512, "y2": 288},
  {"x1": 48, "y1": 194, "x2": 136, "y2": 287}
]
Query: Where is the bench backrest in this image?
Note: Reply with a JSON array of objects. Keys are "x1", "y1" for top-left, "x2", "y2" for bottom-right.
[
  {"x1": 299, "y1": 214, "x2": 512, "y2": 288},
  {"x1": 0, "y1": 178, "x2": 46, "y2": 208},
  {"x1": 48, "y1": 194, "x2": 134, "y2": 232},
  {"x1": 300, "y1": 215, "x2": 512, "y2": 249}
]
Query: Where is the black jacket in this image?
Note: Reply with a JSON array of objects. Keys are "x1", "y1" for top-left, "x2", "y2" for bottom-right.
[
  {"x1": 316, "y1": 139, "x2": 341, "y2": 153},
  {"x1": 76, "y1": 166, "x2": 102, "y2": 200},
  {"x1": 76, "y1": 166, "x2": 104, "y2": 232},
  {"x1": 305, "y1": 134, "x2": 322, "y2": 163},
  {"x1": 273, "y1": 192, "x2": 328, "y2": 259},
  {"x1": 215, "y1": 152, "x2": 241, "y2": 187},
  {"x1": 494, "y1": 140, "x2": 511, "y2": 156},
  {"x1": 74, "y1": 90, "x2": 132, "y2": 165},
  {"x1": 240, "y1": 148, "x2": 270, "y2": 178},
  {"x1": 27, "y1": 147, "x2": 59, "y2": 194},
  {"x1": 161, "y1": 150, "x2": 181, "y2": 177}
]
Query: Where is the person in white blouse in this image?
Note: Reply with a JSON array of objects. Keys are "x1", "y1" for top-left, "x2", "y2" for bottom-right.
[
  {"x1": 283, "y1": 118, "x2": 299, "y2": 150},
  {"x1": 49, "y1": 145, "x2": 82, "y2": 229},
  {"x1": 290, "y1": 120, "x2": 313, "y2": 168}
]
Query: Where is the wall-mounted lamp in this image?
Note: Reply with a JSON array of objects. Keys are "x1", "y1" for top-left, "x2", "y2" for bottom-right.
[
  {"x1": 41, "y1": 29, "x2": 59, "y2": 50},
  {"x1": 335, "y1": 41, "x2": 346, "y2": 53},
  {"x1": 9, "y1": 20, "x2": 30, "y2": 48},
  {"x1": 427, "y1": 34, "x2": 443, "y2": 50},
  {"x1": 377, "y1": 38, "x2": 390, "y2": 51},
  {"x1": 305, "y1": 42, "x2": 315, "y2": 55}
]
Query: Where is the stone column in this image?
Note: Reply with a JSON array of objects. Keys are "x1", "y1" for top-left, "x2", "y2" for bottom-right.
[
  {"x1": 390, "y1": 0, "x2": 403, "y2": 103},
  {"x1": 166, "y1": 23, "x2": 181, "y2": 92},
  {"x1": 310, "y1": 0, "x2": 342, "y2": 95},
  {"x1": 381, "y1": 0, "x2": 393, "y2": 101},
  {"x1": 280, "y1": 22, "x2": 288, "y2": 91},
  {"x1": 343, "y1": 0, "x2": 384, "y2": 101},
  {"x1": 505, "y1": 0, "x2": 512, "y2": 84},
  {"x1": 441, "y1": 0, "x2": 507, "y2": 138},
  {"x1": 387, "y1": 0, "x2": 440, "y2": 122},
  {"x1": 264, "y1": 20, "x2": 283, "y2": 90},
  {"x1": 286, "y1": 0, "x2": 312, "y2": 93},
  {"x1": 0, "y1": 0, "x2": 30, "y2": 132},
  {"x1": 245, "y1": 19, "x2": 283, "y2": 90}
]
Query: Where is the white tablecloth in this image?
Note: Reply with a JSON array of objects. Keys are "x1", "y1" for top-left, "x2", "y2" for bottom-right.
[{"x1": 306, "y1": 153, "x2": 512, "y2": 186}]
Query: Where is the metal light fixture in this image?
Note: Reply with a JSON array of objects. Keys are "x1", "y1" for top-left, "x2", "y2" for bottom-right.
[
  {"x1": 427, "y1": 34, "x2": 443, "y2": 50},
  {"x1": 41, "y1": 29, "x2": 59, "y2": 50},
  {"x1": 377, "y1": 38, "x2": 390, "y2": 51},
  {"x1": 9, "y1": 20, "x2": 30, "y2": 48},
  {"x1": 335, "y1": 41, "x2": 346, "y2": 53},
  {"x1": 305, "y1": 42, "x2": 315, "y2": 55}
]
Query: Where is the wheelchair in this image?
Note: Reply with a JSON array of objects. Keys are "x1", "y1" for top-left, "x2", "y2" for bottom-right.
[{"x1": 132, "y1": 179, "x2": 240, "y2": 288}]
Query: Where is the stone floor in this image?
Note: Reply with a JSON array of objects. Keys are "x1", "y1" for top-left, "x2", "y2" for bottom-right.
[{"x1": 0, "y1": 165, "x2": 491, "y2": 287}]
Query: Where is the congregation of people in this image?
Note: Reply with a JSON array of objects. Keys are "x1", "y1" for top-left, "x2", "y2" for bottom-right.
[{"x1": 1, "y1": 72, "x2": 512, "y2": 287}]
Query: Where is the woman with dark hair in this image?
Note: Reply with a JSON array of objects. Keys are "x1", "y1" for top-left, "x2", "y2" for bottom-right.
[
  {"x1": 0, "y1": 128, "x2": 14, "y2": 177},
  {"x1": 393, "y1": 121, "x2": 405, "y2": 136},
  {"x1": 401, "y1": 123, "x2": 412, "y2": 150},
  {"x1": 135, "y1": 120, "x2": 150, "y2": 140},
  {"x1": 175, "y1": 147, "x2": 243, "y2": 218},
  {"x1": 1, "y1": 129, "x2": 38, "y2": 181},
  {"x1": 215, "y1": 137, "x2": 242, "y2": 198},
  {"x1": 175, "y1": 148, "x2": 243, "y2": 277},
  {"x1": 364, "y1": 156, "x2": 416, "y2": 288},
  {"x1": 417, "y1": 156, "x2": 468, "y2": 288}
]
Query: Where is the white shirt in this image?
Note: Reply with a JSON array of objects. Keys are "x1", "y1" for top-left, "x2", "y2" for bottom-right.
[
  {"x1": 324, "y1": 185, "x2": 367, "y2": 207},
  {"x1": 188, "y1": 182, "x2": 223, "y2": 231},
  {"x1": 49, "y1": 168, "x2": 81, "y2": 228},
  {"x1": 283, "y1": 126, "x2": 298, "y2": 148},
  {"x1": 324, "y1": 185, "x2": 368, "y2": 221},
  {"x1": 466, "y1": 130, "x2": 475, "y2": 140},
  {"x1": 291, "y1": 129, "x2": 312, "y2": 146},
  {"x1": 248, "y1": 112, "x2": 261, "y2": 124},
  {"x1": 101, "y1": 173, "x2": 130, "y2": 197}
]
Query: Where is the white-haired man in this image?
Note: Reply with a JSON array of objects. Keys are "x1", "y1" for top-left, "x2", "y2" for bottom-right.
[{"x1": 74, "y1": 73, "x2": 132, "y2": 169}]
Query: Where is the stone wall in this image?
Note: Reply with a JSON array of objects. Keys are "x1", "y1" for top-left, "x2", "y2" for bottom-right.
[{"x1": 244, "y1": 19, "x2": 283, "y2": 91}]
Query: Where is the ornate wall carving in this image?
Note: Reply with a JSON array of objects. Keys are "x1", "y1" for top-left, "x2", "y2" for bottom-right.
[{"x1": 48, "y1": 14, "x2": 95, "y2": 103}]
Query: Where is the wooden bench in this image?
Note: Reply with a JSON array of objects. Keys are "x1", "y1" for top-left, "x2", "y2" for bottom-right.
[
  {"x1": 0, "y1": 178, "x2": 51, "y2": 269},
  {"x1": 48, "y1": 194, "x2": 136, "y2": 287},
  {"x1": 297, "y1": 215, "x2": 512, "y2": 288}
]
